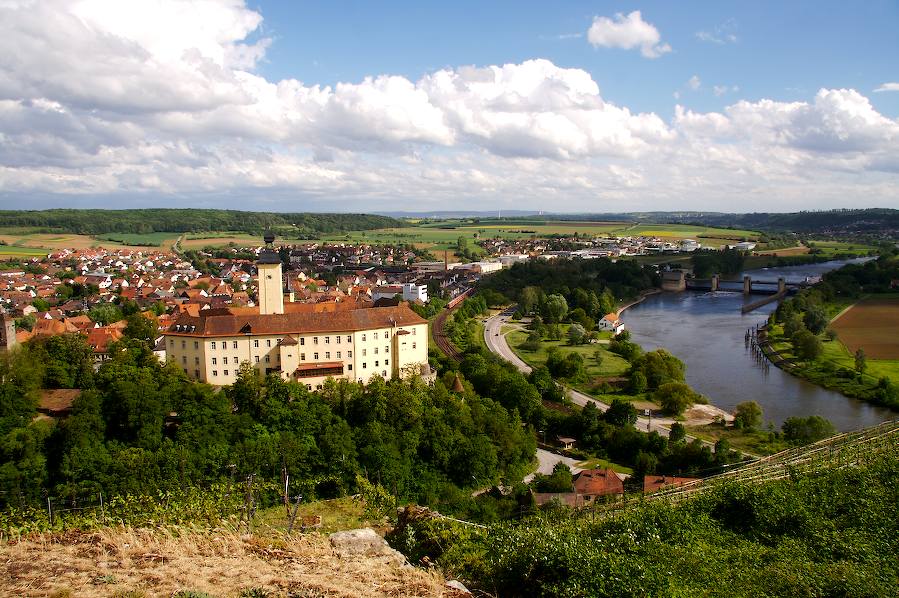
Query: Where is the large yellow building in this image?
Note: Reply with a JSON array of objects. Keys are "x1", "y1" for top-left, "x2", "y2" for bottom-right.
[{"x1": 164, "y1": 244, "x2": 429, "y2": 388}]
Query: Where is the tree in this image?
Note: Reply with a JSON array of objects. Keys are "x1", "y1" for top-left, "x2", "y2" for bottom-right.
[
  {"x1": 14, "y1": 314, "x2": 35, "y2": 331},
  {"x1": 532, "y1": 461, "x2": 573, "y2": 493},
  {"x1": 803, "y1": 306, "x2": 828, "y2": 335},
  {"x1": 783, "y1": 313, "x2": 805, "y2": 338},
  {"x1": 519, "y1": 286, "x2": 542, "y2": 315},
  {"x1": 543, "y1": 294, "x2": 568, "y2": 324},
  {"x1": 521, "y1": 330, "x2": 542, "y2": 352},
  {"x1": 854, "y1": 348, "x2": 867, "y2": 375},
  {"x1": 568, "y1": 307, "x2": 594, "y2": 331},
  {"x1": 567, "y1": 323, "x2": 586, "y2": 345},
  {"x1": 733, "y1": 401, "x2": 762, "y2": 430},
  {"x1": 124, "y1": 313, "x2": 157, "y2": 343},
  {"x1": 781, "y1": 416, "x2": 836, "y2": 446},
  {"x1": 629, "y1": 349, "x2": 685, "y2": 390},
  {"x1": 31, "y1": 298, "x2": 50, "y2": 312},
  {"x1": 89, "y1": 303, "x2": 123, "y2": 325},
  {"x1": 654, "y1": 382, "x2": 699, "y2": 416},
  {"x1": 628, "y1": 371, "x2": 648, "y2": 394},
  {"x1": 668, "y1": 422, "x2": 686, "y2": 443},
  {"x1": 593, "y1": 349, "x2": 604, "y2": 368},
  {"x1": 604, "y1": 399, "x2": 637, "y2": 427},
  {"x1": 792, "y1": 329, "x2": 822, "y2": 360}
]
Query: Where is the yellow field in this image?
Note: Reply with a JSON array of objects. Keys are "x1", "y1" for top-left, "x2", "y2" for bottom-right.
[{"x1": 0, "y1": 232, "x2": 164, "y2": 253}]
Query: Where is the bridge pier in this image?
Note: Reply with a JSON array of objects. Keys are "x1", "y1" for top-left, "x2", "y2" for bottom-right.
[
  {"x1": 711, "y1": 274, "x2": 719, "y2": 292},
  {"x1": 743, "y1": 275, "x2": 751, "y2": 295},
  {"x1": 778, "y1": 277, "x2": 785, "y2": 294}
]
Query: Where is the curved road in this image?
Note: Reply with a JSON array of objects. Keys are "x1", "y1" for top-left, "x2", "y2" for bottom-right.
[{"x1": 484, "y1": 307, "x2": 715, "y2": 447}]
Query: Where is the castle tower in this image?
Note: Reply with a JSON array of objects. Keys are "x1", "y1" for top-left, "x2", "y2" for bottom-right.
[
  {"x1": 0, "y1": 313, "x2": 16, "y2": 351},
  {"x1": 257, "y1": 232, "x2": 284, "y2": 315}
]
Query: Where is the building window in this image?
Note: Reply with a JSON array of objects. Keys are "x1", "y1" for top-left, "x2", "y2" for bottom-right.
[
  {"x1": 346, "y1": 335, "x2": 351, "y2": 343},
  {"x1": 211, "y1": 341, "x2": 216, "y2": 350},
  {"x1": 194, "y1": 341, "x2": 199, "y2": 349},
  {"x1": 348, "y1": 350, "x2": 352, "y2": 358},
  {"x1": 385, "y1": 331, "x2": 389, "y2": 339},
  {"x1": 306, "y1": 384, "x2": 312, "y2": 390},
  {"x1": 362, "y1": 349, "x2": 366, "y2": 356},
  {"x1": 194, "y1": 370, "x2": 200, "y2": 378},
  {"x1": 374, "y1": 347, "x2": 379, "y2": 354},
  {"x1": 314, "y1": 352, "x2": 319, "y2": 359},
  {"x1": 362, "y1": 362, "x2": 367, "y2": 369},
  {"x1": 301, "y1": 353, "x2": 306, "y2": 360},
  {"x1": 233, "y1": 356, "x2": 238, "y2": 364},
  {"x1": 212, "y1": 370, "x2": 218, "y2": 377},
  {"x1": 413, "y1": 343, "x2": 417, "y2": 349},
  {"x1": 313, "y1": 336, "x2": 318, "y2": 345},
  {"x1": 223, "y1": 357, "x2": 228, "y2": 364},
  {"x1": 385, "y1": 346, "x2": 389, "y2": 354},
  {"x1": 336, "y1": 351, "x2": 341, "y2": 358},
  {"x1": 385, "y1": 359, "x2": 389, "y2": 366},
  {"x1": 254, "y1": 356, "x2": 260, "y2": 363},
  {"x1": 373, "y1": 332, "x2": 378, "y2": 340},
  {"x1": 194, "y1": 357, "x2": 199, "y2": 365},
  {"x1": 181, "y1": 340, "x2": 186, "y2": 349},
  {"x1": 224, "y1": 369, "x2": 229, "y2": 376},
  {"x1": 412, "y1": 328, "x2": 417, "y2": 335},
  {"x1": 382, "y1": 370, "x2": 387, "y2": 377},
  {"x1": 300, "y1": 338, "x2": 305, "y2": 345},
  {"x1": 325, "y1": 336, "x2": 330, "y2": 344},
  {"x1": 266, "y1": 339, "x2": 271, "y2": 347},
  {"x1": 348, "y1": 364, "x2": 352, "y2": 371},
  {"x1": 169, "y1": 339, "x2": 174, "y2": 347},
  {"x1": 212, "y1": 358, "x2": 217, "y2": 365},
  {"x1": 375, "y1": 360, "x2": 379, "y2": 367},
  {"x1": 265, "y1": 355, "x2": 270, "y2": 363},
  {"x1": 253, "y1": 339, "x2": 259, "y2": 348},
  {"x1": 362, "y1": 334, "x2": 366, "y2": 341},
  {"x1": 325, "y1": 352, "x2": 330, "y2": 359},
  {"x1": 232, "y1": 341, "x2": 238, "y2": 349},
  {"x1": 336, "y1": 336, "x2": 341, "y2": 344},
  {"x1": 182, "y1": 355, "x2": 187, "y2": 364}
]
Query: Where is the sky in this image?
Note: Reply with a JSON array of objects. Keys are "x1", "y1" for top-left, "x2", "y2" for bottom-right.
[{"x1": 0, "y1": 0, "x2": 898, "y2": 214}]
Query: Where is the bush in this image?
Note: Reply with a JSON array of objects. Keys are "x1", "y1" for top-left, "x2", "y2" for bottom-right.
[
  {"x1": 733, "y1": 401, "x2": 763, "y2": 430},
  {"x1": 654, "y1": 382, "x2": 701, "y2": 416}
]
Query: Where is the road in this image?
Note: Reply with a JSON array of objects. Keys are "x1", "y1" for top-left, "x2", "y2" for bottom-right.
[{"x1": 484, "y1": 308, "x2": 715, "y2": 447}]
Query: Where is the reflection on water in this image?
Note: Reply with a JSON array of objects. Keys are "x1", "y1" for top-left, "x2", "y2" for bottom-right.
[{"x1": 621, "y1": 260, "x2": 892, "y2": 431}]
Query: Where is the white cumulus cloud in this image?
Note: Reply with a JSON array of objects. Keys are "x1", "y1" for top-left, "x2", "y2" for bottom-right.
[
  {"x1": 874, "y1": 82, "x2": 899, "y2": 93},
  {"x1": 587, "y1": 11, "x2": 671, "y2": 59},
  {"x1": 0, "y1": 0, "x2": 897, "y2": 212}
]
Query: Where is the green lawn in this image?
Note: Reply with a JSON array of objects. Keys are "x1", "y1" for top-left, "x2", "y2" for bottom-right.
[
  {"x1": 254, "y1": 496, "x2": 373, "y2": 534},
  {"x1": 686, "y1": 423, "x2": 787, "y2": 457},
  {"x1": 576, "y1": 458, "x2": 633, "y2": 475},
  {"x1": 805, "y1": 240, "x2": 878, "y2": 256},
  {"x1": 506, "y1": 326, "x2": 630, "y2": 379}
]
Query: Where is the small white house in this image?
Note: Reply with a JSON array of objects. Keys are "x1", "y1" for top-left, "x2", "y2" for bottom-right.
[{"x1": 597, "y1": 313, "x2": 624, "y2": 334}]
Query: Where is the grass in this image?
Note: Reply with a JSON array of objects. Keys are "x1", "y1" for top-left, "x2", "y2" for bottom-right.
[
  {"x1": 253, "y1": 496, "x2": 374, "y2": 534},
  {"x1": 0, "y1": 245, "x2": 50, "y2": 257},
  {"x1": 506, "y1": 326, "x2": 630, "y2": 379},
  {"x1": 0, "y1": 523, "x2": 442, "y2": 598},
  {"x1": 575, "y1": 458, "x2": 634, "y2": 475},
  {"x1": 685, "y1": 423, "x2": 787, "y2": 456}
]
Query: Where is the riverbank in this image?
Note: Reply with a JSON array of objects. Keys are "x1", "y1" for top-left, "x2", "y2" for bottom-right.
[{"x1": 617, "y1": 288, "x2": 663, "y2": 316}]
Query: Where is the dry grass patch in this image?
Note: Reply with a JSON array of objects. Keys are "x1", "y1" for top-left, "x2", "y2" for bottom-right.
[{"x1": 1, "y1": 526, "x2": 446, "y2": 598}]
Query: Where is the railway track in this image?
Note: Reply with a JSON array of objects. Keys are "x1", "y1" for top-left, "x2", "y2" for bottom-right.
[{"x1": 432, "y1": 301, "x2": 465, "y2": 361}]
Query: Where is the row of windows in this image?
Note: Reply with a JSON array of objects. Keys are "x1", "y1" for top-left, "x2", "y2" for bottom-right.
[
  {"x1": 171, "y1": 327, "x2": 419, "y2": 352},
  {"x1": 361, "y1": 359, "x2": 388, "y2": 369},
  {"x1": 301, "y1": 350, "x2": 350, "y2": 360}
]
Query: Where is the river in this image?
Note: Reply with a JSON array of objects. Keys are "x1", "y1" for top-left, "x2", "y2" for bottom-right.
[{"x1": 620, "y1": 259, "x2": 894, "y2": 431}]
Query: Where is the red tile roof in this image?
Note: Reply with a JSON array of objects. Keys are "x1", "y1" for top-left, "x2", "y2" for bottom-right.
[
  {"x1": 573, "y1": 468, "x2": 624, "y2": 497},
  {"x1": 165, "y1": 304, "x2": 426, "y2": 337},
  {"x1": 642, "y1": 475, "x2": 699, "y2": 493}
]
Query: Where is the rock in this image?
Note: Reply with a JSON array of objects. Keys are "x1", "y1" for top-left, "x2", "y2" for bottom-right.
[
  {"x1": 446, "y1": 579, "x2": 471, "y2": 594},
  {"x1": 328, "y1": 528, "x2": 407, "y2": 566}
]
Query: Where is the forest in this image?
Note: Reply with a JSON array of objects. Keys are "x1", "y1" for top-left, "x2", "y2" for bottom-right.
[
  {"x1": 0, "y1": 333, "x2": 536, "y2": 516},
  {"x1": 0, "y1": 209, "x2": 399, "y2": 236}
]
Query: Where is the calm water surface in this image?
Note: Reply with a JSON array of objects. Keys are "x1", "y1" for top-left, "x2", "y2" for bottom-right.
[{"x1": 621, "y1": 259, "x2": 894, "y2": 431}]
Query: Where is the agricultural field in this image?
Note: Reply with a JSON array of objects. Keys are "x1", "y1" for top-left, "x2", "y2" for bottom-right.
[
  {"x1": 180, "y1": 232, "x2": 263, "y2": 248},
  {"x1": 806, "y1": 240, "x2": 878, "y2": 256},
  {"x1": 0, "y1": 229, "x2": 163, "y2": 254},
  {"x1": 95, "y1": 231, "x2": 179, "y2": 246},
  {"x1": 319, "y1": 220, "x2": 759, "y2": 256},
  {"x1": 831, "y1": 295, "x2": 899, "y2": 361}
]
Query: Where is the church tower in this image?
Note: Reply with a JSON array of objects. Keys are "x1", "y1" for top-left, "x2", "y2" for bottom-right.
[
  {"x1": 0, "y1": 312, "x2": 17, "y2": 351},
  {"x1": 257, "y1": 232, "x2": 284, "y2": 315}
]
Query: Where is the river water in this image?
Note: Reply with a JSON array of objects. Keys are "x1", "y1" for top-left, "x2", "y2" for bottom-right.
[{"x1": 620, "y1": 259, "x2": 894, "y2": 431}]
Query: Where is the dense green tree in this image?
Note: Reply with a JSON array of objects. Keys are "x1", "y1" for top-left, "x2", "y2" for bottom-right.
[
  {"x1": 733, "y1": 401, "x2": 763, "y2": 430},
  {"x1": 781, "y1": 415, "x2": 836, "y2": 445},
  {"x1": 88, "y1": 303, "x2": 123, "y2": 325},
  {"x1": 655, "y1": 382, "x2": 700, "y2": 416},
  {"x1": 543, "y1": 294, "x2": 568, "y2": 324},
  {"x1": 604, "y1": 399, "x2": 637, "y2": 428},
  {"x1": 567, "y1": 323, "x2": 586, "y2": 345},
  {"x1": 854, "y1": 348, "x2": 867, "y2": 375},
  {"x1": 792, "y1": 329, "x2": 823, "y2": 360},
  {"x1": 629, "y1": 349, "x2": 685, "y2": 390},
  {"x1": 668, "y1": 422, "x2": 687, "y2": 443},
  {"x1": 802, "y1": 306, "x2": 828, "y2": 335},
  {"x1": 123, "y1": 313, "x2": 157, "y2": 343}
]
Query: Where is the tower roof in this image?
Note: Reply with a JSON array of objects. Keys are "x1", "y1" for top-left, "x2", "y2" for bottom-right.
[{"x1": 257, "y1": 250, "x2": 281, "y2": 265}]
